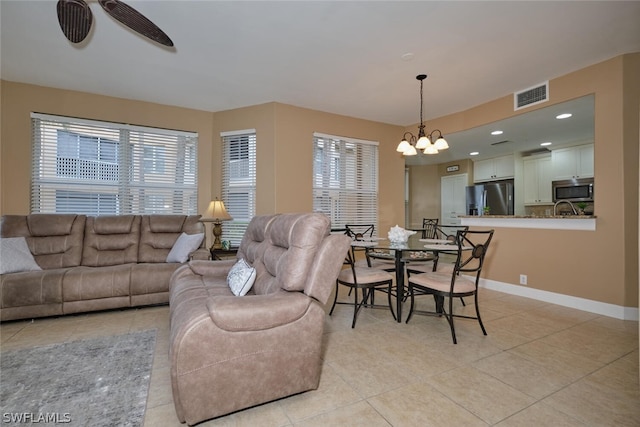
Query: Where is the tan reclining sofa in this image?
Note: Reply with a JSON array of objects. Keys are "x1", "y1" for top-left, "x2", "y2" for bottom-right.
[
  {"x1": 169, "y1": 213, "x2": 351, "y2": 425},
  {"x1": 1, "y1": 214, "x2": 205, "y2": 322}
]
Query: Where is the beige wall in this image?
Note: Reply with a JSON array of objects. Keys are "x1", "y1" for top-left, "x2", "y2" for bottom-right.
[
  {"x1": 211, "y1": 102, "x2": 404, "y2": 232},
  {"x1": 1, "y1": 53, "x2": 638, "y2": 310},
  {"x1": 0, "y1": 82, "x2": 215, "y2": 216},
  {"x1": 407, "y1": 53, "x2": 639, "y2": 309}
]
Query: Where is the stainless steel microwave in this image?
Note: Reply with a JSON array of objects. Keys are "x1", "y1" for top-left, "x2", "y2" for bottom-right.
[{"x1": 552, "y1": 178, "x2": 594, "y2": 202}]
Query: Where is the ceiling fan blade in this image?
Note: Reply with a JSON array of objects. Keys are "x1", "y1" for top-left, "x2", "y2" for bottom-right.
[
  {"x1": 97, "y1": 0, "x2": 174, "y2": 47},
  {"x1": 56, "y1": 0, "x2": 93, "y2": 43}
]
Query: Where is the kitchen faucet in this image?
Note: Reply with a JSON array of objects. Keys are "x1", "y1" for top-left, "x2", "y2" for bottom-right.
[{"x1": 553, "y1": 200, "x2": 577, "y2": 216}]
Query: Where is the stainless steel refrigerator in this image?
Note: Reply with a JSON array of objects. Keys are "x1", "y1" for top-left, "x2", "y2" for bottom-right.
[{"x1": 465, "y1": 180, "x2": 514, "y2": 216}]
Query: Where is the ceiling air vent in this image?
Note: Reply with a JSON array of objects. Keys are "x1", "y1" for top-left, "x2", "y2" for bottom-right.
[
  {"x1": 522, "y1": 147, "x2": 551, "y2": 156},
  {"x1": 490, "y1": 140, "x2": 513, "y2": 146},
  {"x1": 514, "y1": 81, "x2": 548, "y2": 110}
]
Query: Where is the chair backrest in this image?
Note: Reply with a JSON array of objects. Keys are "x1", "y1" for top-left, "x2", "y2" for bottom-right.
[
  {"x1": 330, "y1": 227, "x2": 349, "y2": 235},
  {"x1": 435, "y1": 225, "x2": 469, "y2": 242},
  {"x1": 1, "y1": 214, "x2": 86, "y2": 269},
  {"x1": 138, "y1": 215, "x2": 203, "y2": 263},
  {"x1": 421, "y1": 218, "x2": 439, "y2": 239},
  {"x1": 83, "y1": 215, "x2": 141, "y2": 266},
  {"x1": 452, "y1": 229, "x2": 494, "y2": 280},
  {"x1": 340, "y1": 247, "x2": 360, "y2": 286},
  {"x1": 240, "y1": 213, "x2": 350, "y2": 304},
  {"x1": 345, "y1": 224, "x2": 375, "y2": 241}
]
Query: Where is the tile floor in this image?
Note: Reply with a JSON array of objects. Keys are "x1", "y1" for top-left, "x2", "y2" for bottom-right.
[{"x1": 1, "y1": 286, "x2": 638, "y2": 426}]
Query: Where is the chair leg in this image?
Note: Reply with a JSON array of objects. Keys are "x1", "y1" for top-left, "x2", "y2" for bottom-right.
[
  {"x1": 405, "y1": 283, "x2": 415, "y2": 323},
  {"x1": 351, "y1": 287, "x2": 360, "y2": 328},
  {"x1": 387, "y1": 282, "x2": 397, "y2": 321},
  {"x1": 474, "y1": 292, "x2": 487, "y2": 336},
  {"x1": 444, "y1": 296, "x2": 458, "y2": 344},
  {"x1": 434, "y1": 295, "x2": 444, "y2": 314},
  {"x1": 329, "y1": 281, "x2": 339, "y2": 316},
  {"x1": 459, "y1": 297, "x2": 466, "y2": 306}
]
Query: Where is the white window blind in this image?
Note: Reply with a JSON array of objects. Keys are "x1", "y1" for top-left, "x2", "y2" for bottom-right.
[
  {"x1": 221, "y1": 130, "x2": 256, "y2": 245},
  {"x1": 312, "y1": 132, "x2": 378, "y2": 232},
  {"x1": 31, "y1": 113, "x2": 198, "y2": 215}
]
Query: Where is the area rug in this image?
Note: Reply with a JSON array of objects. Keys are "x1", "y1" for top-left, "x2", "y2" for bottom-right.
[{"x1": 1, "y1": 329, "x2": 156, "y2": 427}]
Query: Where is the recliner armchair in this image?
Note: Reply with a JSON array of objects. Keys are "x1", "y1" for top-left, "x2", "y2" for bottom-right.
[{"x1": 168, "y1": 213, "x2": 351, "y2": 425}]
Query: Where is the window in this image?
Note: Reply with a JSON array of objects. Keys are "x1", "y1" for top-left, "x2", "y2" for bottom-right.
[
  {"x1": 312, "y1": 132, "x2": 378, "y2": 232},
  {"x1": 221, "y1": 130, "x2": 256, "y2": 245},
  {"x1": 31, "y1": 113, "x2": 198, "y2": 215}
]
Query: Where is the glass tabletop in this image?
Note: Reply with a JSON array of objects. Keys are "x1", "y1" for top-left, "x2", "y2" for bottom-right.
[{"x1": 369, "y1": 234, "x2": 449, "y2": 252}]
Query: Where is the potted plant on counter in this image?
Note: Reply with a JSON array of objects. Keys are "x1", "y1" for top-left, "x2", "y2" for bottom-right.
[{"x1": 576, "y1": 202, "x2": 588, "y2": 215}]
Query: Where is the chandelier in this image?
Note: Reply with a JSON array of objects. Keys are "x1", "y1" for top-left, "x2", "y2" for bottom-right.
[{"x1": 396, "y1": 74, "x2": 449, "y2": 156}]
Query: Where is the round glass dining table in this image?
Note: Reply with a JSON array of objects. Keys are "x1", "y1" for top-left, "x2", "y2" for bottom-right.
[{"x1": 352, "y1": 233, "x2": 459, "y2": 323}]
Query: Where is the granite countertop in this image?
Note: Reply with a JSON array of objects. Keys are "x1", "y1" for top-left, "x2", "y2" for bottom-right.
[{"x1": 459, "y1": 215, "x2": 597, "y2": 219}]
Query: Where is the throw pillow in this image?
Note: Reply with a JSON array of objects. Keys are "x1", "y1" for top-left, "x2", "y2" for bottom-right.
[
  {"x1": 0, "y1": 237, "x2": 42, "y2": 274},
  {"x1": 166, "y1": 232, "x2": 205, "y2": 263},
  {"x1": 227, "y1": 258, "x2": 256, "y2": 296}
]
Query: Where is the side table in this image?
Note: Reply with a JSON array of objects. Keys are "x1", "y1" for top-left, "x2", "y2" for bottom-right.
[{"x1": 210, "y1": 247, "x2": 239, "y2": 260}]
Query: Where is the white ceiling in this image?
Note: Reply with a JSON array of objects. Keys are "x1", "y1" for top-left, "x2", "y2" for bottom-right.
[{"x1": 1, "y1": 1, "x2": 639, "y2": 164}]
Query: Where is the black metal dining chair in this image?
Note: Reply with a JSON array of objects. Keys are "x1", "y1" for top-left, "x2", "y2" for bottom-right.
[
  {"x1": 404, "y1": 218, "x2": 440, "y2": 275},
  {"x1": 329, "y1": 248, "x2": 396, "y2": 328},
  {"x1": 345, "y1": 223, "x2": 395, "y2": 272},
  {"x1": 421, "y1": 218, "x2": 439, "y2": 239},
  {"x1": 405, "y1": 228, "x2": 494, "y2": 344}
]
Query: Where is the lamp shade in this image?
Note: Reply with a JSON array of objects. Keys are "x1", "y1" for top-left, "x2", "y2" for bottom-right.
[
  {"x1": 404, "y1": 145, "x2": 418, "y2": 156},
  {"x1": 415, "y1": 135, "x2": 430, "y2": 150},
  {"x1": 396, "y1": 139, "x2": 411, "y2": 153},
  {"x1": 423, "y1": 144, "x2": 439, "y2": 155},
  {"x1": 434, "y1": 136, "x2": 449, "y2": 150},
  {"x1": 206, "y1": 200, "x2": 233, "y2": 221}
]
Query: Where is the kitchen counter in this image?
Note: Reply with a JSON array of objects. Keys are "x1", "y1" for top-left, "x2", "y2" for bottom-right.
[{"x1": 460, "y1": 215, "x2": 596, "y2": 231}]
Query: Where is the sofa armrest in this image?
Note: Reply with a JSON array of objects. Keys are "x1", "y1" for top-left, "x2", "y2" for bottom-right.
[
  {"x1": 206, "y1": 291, "x2": 311, "y2": 332},
  {"x1": 189, "y1": 248, "x2": 211, "y2": 261},
  {"x1": 187, "y1": 259, "x2": 236, "y2": 276}
]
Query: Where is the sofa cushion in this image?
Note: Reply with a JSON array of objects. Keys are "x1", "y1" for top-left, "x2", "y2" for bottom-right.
[
  {"x1": 63, "y1": 264, "x2": 133, "y2": 302},
  {"x1": 166, "y1": 232, "x2": 204, "y2": 263},
  {"x1": 252, "y1": 213, "x2": 330, "y2": 295},
  {"x1": 236, "y1": 214, "x2": 276, "y2": 265},
  {"x1": 1, "y1": 214, "x2": 86, "y2": 269},
  {"x1": 139, "y1": 215, "x2": 203, "y2": 263},
  {"x1": 227, "y1": 259, "x2": 256, "y2": 296},
  {"x1": 0, "y1": 237, "x2": 42, "y2": 274},
  {"x1": 1, "y1": 268, "x2": 66, "y2": 308},
  {"x1": 131, "y1": 263, "x2": 182, "y2": 296},
  {"x1": 82, "y1": 216, "x2": 140, "y2": 267},
  {"x1": 27, "y1": 214, "x2": 76, "y2": 237}
]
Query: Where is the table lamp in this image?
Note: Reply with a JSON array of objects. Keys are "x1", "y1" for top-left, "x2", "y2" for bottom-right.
[{"x1": 203, "y1": 199, "x2": 233, "y2": 249}]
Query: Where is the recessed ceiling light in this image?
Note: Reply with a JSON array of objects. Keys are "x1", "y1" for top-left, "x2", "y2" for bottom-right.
[
  {"x1": 470, "y1": 151, "x2": 479, "y2": 156},
  {"x1": 541, "y1": 142, "x2": 552, "y2": 146},
  {"x1": 491, "y1": 130, "x2": 503, "y2": 135},
  {"x1": 556, "y1": 113, "x2": 572, "y2": 119}
]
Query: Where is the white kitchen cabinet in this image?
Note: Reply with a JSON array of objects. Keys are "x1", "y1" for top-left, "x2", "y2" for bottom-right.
[
  {"x1": 441, "y1": 173, "x2": 467, "y2": 226},
  {"x1": 551, "y1": 144, "x2": 594, "y2": 180},
  {"x1": 523, "y1": 155, "x2": 553, "y2": 205},
  {"x1": 473, "y1": 155, "x2": 515, "y2": 182}
]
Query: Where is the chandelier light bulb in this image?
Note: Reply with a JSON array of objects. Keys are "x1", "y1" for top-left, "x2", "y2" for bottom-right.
[
  {"x1": 416, "y1": 135, "x2": 430, "y2": 149},
  {"x1": 434, "y1": 136, "x2": 449, "y2": 150},
  {"x1": 404, "y1": 145, "x2": 418, "y2": 156},
  {"x1": 423, "y1": 144, "x2": 439, "y2": 155},
  {"x1": 396, "y1": 139, "x2": 411, "y2": 153}
]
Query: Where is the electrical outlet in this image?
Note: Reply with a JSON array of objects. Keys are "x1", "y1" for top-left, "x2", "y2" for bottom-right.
[{"x1": 520, "y1": 274, "x2": 528, "y2": 285}]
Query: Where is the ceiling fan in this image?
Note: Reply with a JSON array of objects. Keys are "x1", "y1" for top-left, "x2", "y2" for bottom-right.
[{"x1": 56, "y1": 0, "x2": 173, "y2": 47}]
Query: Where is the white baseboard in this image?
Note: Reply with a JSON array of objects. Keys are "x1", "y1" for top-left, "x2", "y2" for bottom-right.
[{"x1": 479, "y1": 278, "x2": 639, "y2": 321}]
